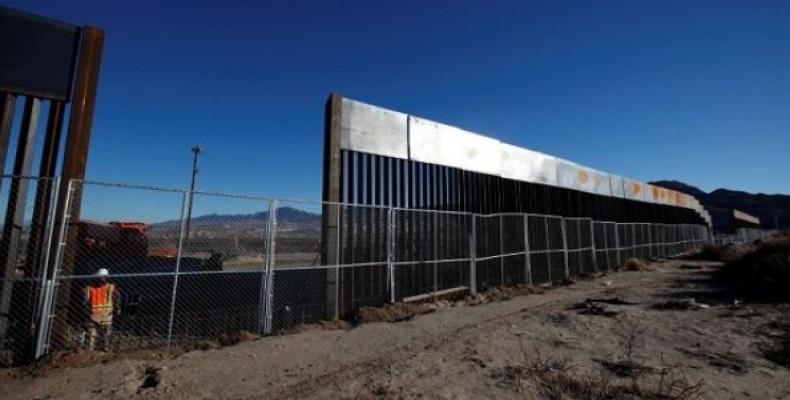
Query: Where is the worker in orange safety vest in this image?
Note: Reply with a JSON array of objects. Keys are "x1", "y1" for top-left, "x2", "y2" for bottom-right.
[{"x1": 83, "y1": 268, "x2": 118, "y2": 351}]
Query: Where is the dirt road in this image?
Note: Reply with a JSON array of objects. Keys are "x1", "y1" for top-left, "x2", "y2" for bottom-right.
[{"x1": 2, "y1": 259, "x2": 789, "y2": 399}]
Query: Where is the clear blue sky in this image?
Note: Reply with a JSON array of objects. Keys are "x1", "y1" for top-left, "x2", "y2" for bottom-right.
[{"x1": 7, "y1": 0, "x2": 790, "y2": 199}]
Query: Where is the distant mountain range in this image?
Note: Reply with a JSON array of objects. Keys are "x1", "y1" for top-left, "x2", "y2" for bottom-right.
[
  {"x1": 651, "y1": 180, "x2": 789, "y2": 230},
  {"x1": 149, "y1": 206, "x2": 321, "y2": 238}
]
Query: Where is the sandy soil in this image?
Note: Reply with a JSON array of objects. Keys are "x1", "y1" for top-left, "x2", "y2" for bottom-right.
[{"x1": 2, "y1": 259, "x2": 789, "y2": 399}]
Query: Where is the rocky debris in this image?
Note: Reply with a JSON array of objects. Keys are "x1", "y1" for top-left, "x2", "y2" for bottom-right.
[
  {"x1": 571, "y1": 297, "x2": 636, "y2": 317},
  {"x1": 572, "y1": 300, "x2": 620, "y2": 317}
]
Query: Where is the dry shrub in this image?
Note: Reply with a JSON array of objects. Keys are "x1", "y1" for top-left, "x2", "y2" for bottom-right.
[
  {"x1": 509, "y1": 320, "x2": 704, "y2": 400},
  {"x1": 695, "y1": 244, "x2": 738, "y2": 263},
  {"x1": 721, "y1": 237, "x2": 790, "y2": 291},
  {"x1": 514, "y1": 348, "x2": 704, "y2": 400},
  {"x1": 623, "y1": 258, "x2": 647, "y2": 271}
]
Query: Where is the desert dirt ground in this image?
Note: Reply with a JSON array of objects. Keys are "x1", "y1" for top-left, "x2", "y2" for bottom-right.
[{"x1": 2, "y1": 258, "x2": 789, "y2": 399}]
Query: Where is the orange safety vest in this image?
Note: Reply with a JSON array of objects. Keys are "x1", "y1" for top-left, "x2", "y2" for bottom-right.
[{"x1": 86, "y1": 283, "x2": 116, "y2": 324}]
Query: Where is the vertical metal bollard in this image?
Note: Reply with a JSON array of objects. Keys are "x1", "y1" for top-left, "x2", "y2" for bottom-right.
[
  {"x1": 387, "y1": 208, "x2": 395, "y2": 303},
  {"x1": 561, "y1": 218, "x2": 569, "y2": 279},
  {"x1": 544, "y1": 217, "x2": 552, "y2": 283},
  {"x1": 166, "y1": 190, "x2": 190, "y2": 346},
  {"x1": 576, "y1": 219, "x2": 583, "y2": 272},
  {"x1": 523, "y1": 214, "x2": 532, "y2": 285},
  {"x1": 262, "y1": 199, "x2": 278, "y2": 335},
  {"x1": 469, "y1": 213, "x2": 477, "y2": 295}
]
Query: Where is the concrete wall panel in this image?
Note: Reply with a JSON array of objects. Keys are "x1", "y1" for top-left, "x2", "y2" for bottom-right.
[
  {"x1": 623, "y1": 178, "x2": 647, "y2": 202},
  {"x1": 609, "y1": 175, "x2": 625, "y2": 198},
  {"x1": 500, "y1": 143, "x2": 558, "y2": 185},
  {"x1": 339, "y1": 98, "x2": 408, "y2": 159},
  {"x1": 409, "y1": 116, "x2": 502, "y2": 176}
]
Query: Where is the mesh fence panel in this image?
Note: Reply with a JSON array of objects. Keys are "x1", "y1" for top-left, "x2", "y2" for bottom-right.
[
  {"x1": 564, "y1": 218, "x2": 594, "y2": 276},
  {"x1": 475, "y1": 214, "x2": 502, "y2": 290},
  {"x1": 501, "y1": 214, "x2": 527, "y2": 286},
  {"x1": 270, "y1": 200, "x2": 330, "y2": 330},
  {"x1": 393, "y1": 209, "x2": 470, "y2": 301},
  {"x1": 547, "y1": 216, "x2": 567, "y2": 283},
  {"x1": 527, "y1": 215, "x2": 550, "y2": 284}
]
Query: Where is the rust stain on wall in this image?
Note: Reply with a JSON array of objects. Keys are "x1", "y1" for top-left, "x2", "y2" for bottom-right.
[{"x1": 577, "y1": 170, "x2": 589, "y2": 184}]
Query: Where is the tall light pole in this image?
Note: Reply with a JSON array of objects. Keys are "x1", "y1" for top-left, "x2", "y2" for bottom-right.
[{"x1": 185, "y1": 145, "x2": 202, "y2": 241}]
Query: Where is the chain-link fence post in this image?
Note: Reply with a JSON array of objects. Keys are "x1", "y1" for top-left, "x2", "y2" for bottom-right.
[
  {"x1": 523, "y1": 214, "x2": 532, "y2": 285},
  {"x1": 261, "y1": 198, "x2": 277, "y2": 335},
  {"x1": 649, "y1": 223, "x2": 654, "y2": 256},
  {"x1": 39, "y1": 180, "x2": 76, "y2": 356},
  {"x1": 33, "y1": 178, "x2": 60, "y2": 359},
  {"x1": 497, "y1": 214, "x2": 504, "y2": 286},
  {"x1": 469, "y1": 213, "x2": 477, "y2": 295},
  {"x1": 335, "y1": 206, "x2": 342, "y2": 317},
  {"x1": 589, "y1": 219, "x2": 598, "y2": 273},
  {"x1": 166, "y1": 190, "x2": 190, "y2": 346},
  {"x1": 614, "y1": 223, "x2": 621, "y2": 268},
  {"x1": 387, "y1": 208, "x2": 395, "y2": 303},
  {"x1": 561, "y1": 217, "x2": 569, "y2": 279},
  {"x1": 433, "y1": 212, "x2": 439, "y2": 300}
]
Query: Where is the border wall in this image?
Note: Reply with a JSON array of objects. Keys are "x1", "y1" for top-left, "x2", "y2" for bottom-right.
[{"x1": 321, "y1": 94, "x2": 712, "y2": 317}]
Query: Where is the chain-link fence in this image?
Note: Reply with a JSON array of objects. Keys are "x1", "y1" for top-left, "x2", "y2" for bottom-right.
[
  {"x1": 7, "y1": 177, "x2": 771, "y2": 365},
  {"x1": 713, "y1": 228, "x2": 776, "y2": 246}
]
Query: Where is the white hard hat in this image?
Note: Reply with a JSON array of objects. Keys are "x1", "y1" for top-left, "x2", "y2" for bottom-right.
[{"x1": 96, "y1": 268, "x2": 109, "y2": 277}]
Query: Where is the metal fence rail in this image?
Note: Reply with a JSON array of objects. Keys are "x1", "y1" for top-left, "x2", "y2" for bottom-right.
[{"x1": 0, "y1": 177, "x2": 775, "y2": 365}]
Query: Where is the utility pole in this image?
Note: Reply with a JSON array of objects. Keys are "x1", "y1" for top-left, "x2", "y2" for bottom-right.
[{"x1": 185, "y1": 145, "x2": 202, "y2": 241}]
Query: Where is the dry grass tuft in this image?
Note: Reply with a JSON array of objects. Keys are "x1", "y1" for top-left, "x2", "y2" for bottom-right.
[
  {"x1": 503, "y1": 320, "x2": 705, "y2": 400},
  {"x1": 511, "y1": 348, "x2": 704, "y2": 400}
]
